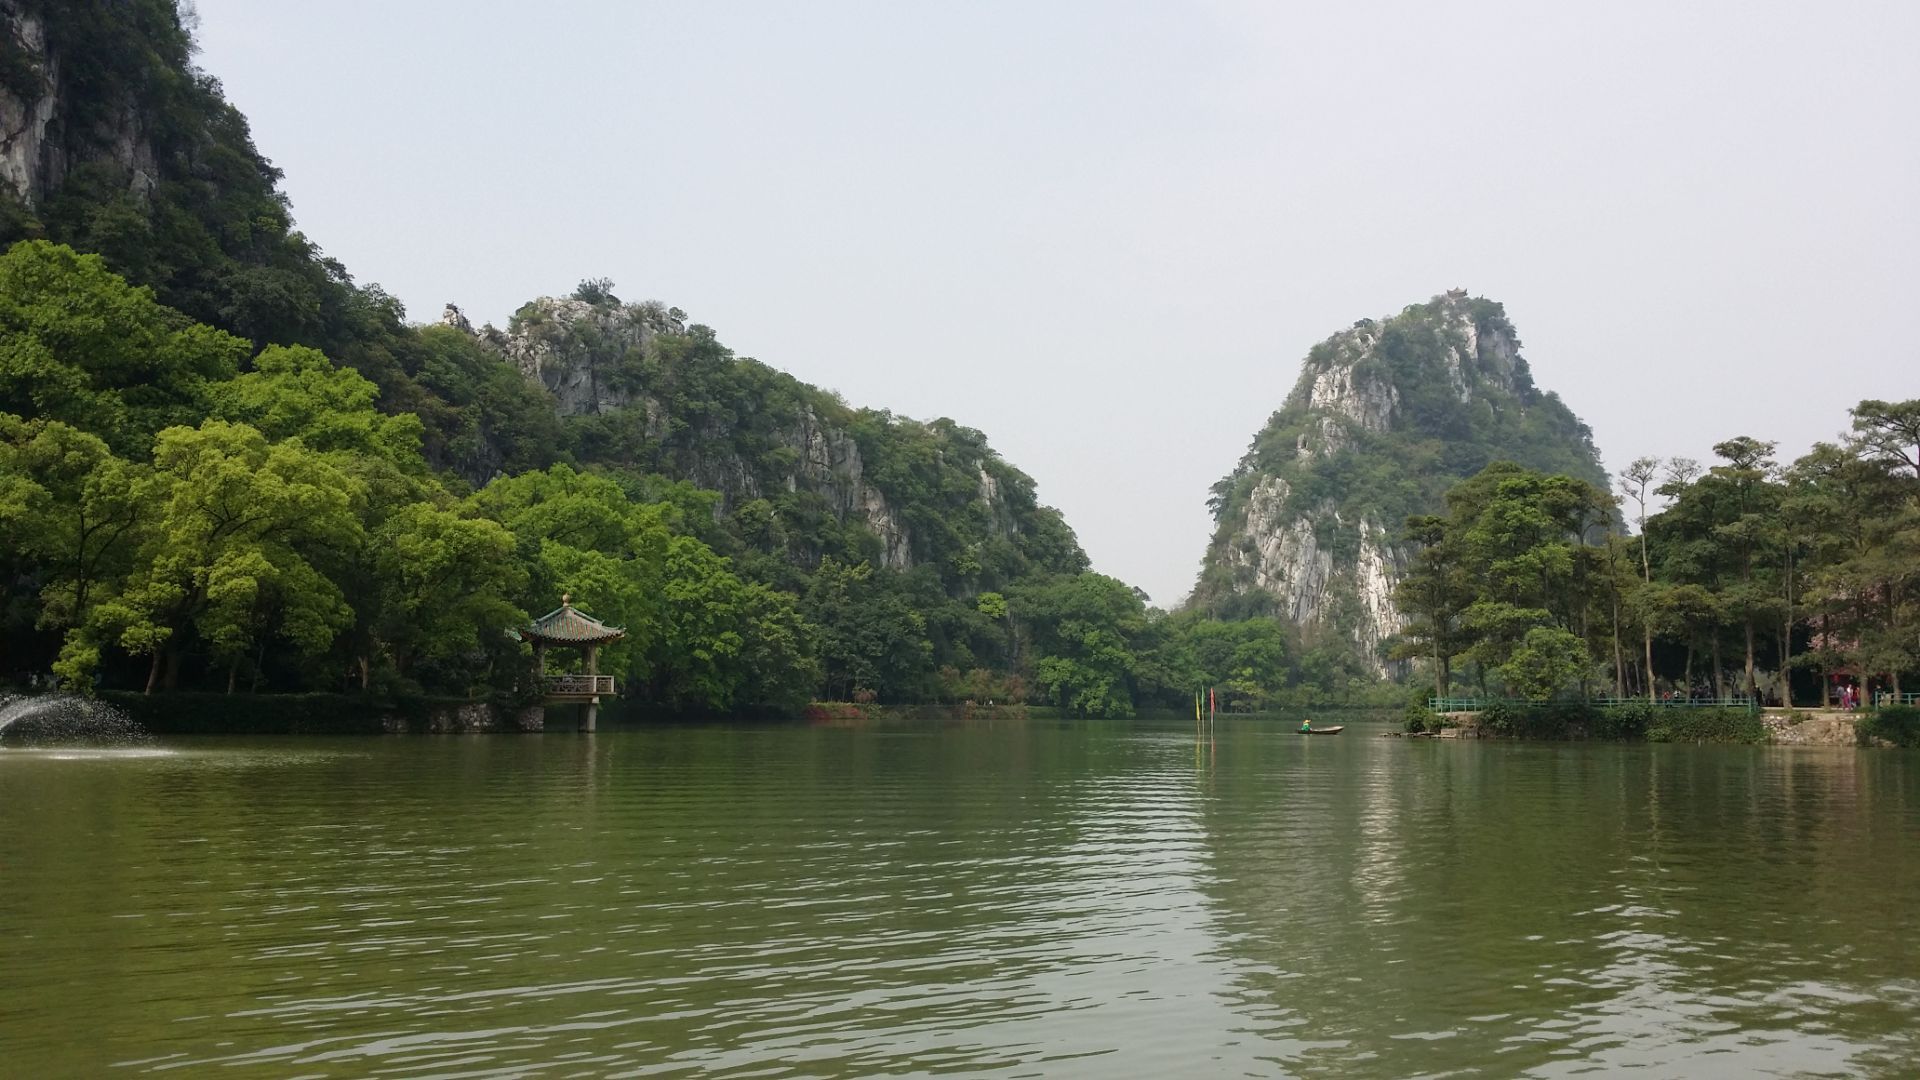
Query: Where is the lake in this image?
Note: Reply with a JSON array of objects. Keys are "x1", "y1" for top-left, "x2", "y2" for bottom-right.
[{"x1": 2, "y1": 715, "x2": 1917, "y2": 1077}]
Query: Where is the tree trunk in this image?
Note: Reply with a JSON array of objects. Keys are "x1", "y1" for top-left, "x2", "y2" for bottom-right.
[
  {"x1": 1890, "y1": 590, "x2": 1902, "y2": 701},
  {"x1": 1611, "y1": 587, "x2": 1625, "y2": 699},
  {"x1": 1712, "y1": 636, "x2": 1725, "y2": 700},
  {"x1": 1683, "y1": 642, "x2": 1694, "y2": 698},
  {"x1": 1780, "y1": 548, "x2": 1794, "y2": 708},
  {"x1": 1638, "y1": 529, "x2": 1654, "y2": 702},
  {"x1": 1778, "y1": 625, "x2": 1792, "y2": 708},
  {"x1": 1820, "y1": 614, "x2": 1831, "y2": 707},
  {"x1": 144, "y1": 650, "x2": 162, "y2": 695},
  {"x1": 226, "y1": 657, "x2": 237, "y2": 695},
  {"x1": 1744, "y1": 618, "x2": 1758, "y2": 702},
  {"x1": 1644, "y1": 626, "x2": 1655, "y2": 703},
  {"x1": 162, "y1": 649, "x2": 180, "y2": 690},
  {"x1": 357, "y1": 654, "x2": 371, "y2": 691}
]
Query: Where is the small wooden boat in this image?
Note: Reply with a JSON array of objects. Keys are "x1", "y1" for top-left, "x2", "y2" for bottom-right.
[{"x1": 1297, "y1": 725, "x2": 1345, "y2": 735}]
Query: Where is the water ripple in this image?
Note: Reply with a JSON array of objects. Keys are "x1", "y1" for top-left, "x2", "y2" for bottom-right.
[{"x1": 2, "y1": 724, "x2": 1916, "y2": 1076}]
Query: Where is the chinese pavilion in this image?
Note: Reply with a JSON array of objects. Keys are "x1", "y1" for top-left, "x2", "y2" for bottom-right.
[{"x1": 519, "y1": 594, "x2": 625, "y2": 731}]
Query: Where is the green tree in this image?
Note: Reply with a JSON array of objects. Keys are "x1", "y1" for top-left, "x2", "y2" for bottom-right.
[
  {"x1": 209, "y1": 344, "x2": 425, "y2": 466},
  {"x1": 1010, "y1": 573, "x2": 1147, "y2": 717},
  {"x1": 0, "y1": 416, "x2": 145, "y2": 637},
  {"x1": 1393, "y1": 513, "x2": 1476, "y2": 699},
  {"x1": 654, "y1": 536, "x2": 818, "y2": 710},
  {"x1": 369, "y1": 502, "x2": 526, "y2": 684},
  {"x1": 65, "y1": 421, "x2": 362, "y2": 692},
  {"x1": 1500, "y1": 626, "x2": 1590, "y2": 700},
  {"x1": 1850, "y1": 399, "x2": 1920, "y2": 480},
  {"x1": 1708, "y1": 437, "x2": 1783, "y2": 701},
  {"x1": 803, "y1": 557, "x2": 933, "y2": 701},
  {"x1": 0, "y1": 241, "x2": 245, "y2": 454},
  {"x1": 1619, "y1": 456, "x2": 1661, "y2": 701}
]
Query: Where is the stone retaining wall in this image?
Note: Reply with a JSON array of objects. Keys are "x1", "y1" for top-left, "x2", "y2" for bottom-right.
[
  {"x1": 383, "y1": 702, "x2": 545, "y2": 734},
  {"x1": 1763, "y1": 712, "x2": 1861, "y2": 746}
]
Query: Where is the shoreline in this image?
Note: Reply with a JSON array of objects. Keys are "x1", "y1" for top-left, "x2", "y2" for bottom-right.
[
  {"x1": 7, "y1": 689, "x2": 1912, "y2": 747},
  {"x1": 1416, "y1": 705, "x2": 1908, "y2": 747}
]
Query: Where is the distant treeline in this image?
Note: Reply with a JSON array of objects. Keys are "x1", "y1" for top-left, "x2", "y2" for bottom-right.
[{"x1": 1394, "y1": 411, "x2": 1920, "y2": 705}]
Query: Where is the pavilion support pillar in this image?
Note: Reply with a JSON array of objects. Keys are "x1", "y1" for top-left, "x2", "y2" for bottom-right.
[{"x1": 582, "y1": 644, "x2": 599, "y2": 733}]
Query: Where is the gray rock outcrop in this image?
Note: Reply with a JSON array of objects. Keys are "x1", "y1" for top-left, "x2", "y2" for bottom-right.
[
  {"x1": 447, "y1": 296, "x2": 939, "y2": 569},
  {"x1": 1, "y1": 3, "x2": 157, "y2": 208}
]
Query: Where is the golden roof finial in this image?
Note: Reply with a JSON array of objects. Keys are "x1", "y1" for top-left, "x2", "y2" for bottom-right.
[{"x1": 561, "y1": 592, "x2": 572, "y2": 607}]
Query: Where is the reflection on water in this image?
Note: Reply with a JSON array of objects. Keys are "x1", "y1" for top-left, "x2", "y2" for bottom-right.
[{"x1": 1, "y1": 721, "x2": 1916, "y2": 1077}]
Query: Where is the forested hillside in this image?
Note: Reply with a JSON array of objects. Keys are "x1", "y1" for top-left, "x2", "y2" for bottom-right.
[{"x1": 0, "y1": 0, "x2": 1195, "y2": 713}]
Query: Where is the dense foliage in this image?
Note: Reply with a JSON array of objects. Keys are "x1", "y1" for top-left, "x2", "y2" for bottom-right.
[
  {"x1": 1396, "y1": 410, "x2": 1920, "y2": 706},
  {"x1": 0, "y1": 244, "x2": 786, "y2": 706}
]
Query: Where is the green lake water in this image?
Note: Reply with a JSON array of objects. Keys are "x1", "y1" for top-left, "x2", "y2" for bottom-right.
[{"x1": 2, "y1": 716, "x2": 1917, "y2": 1078}]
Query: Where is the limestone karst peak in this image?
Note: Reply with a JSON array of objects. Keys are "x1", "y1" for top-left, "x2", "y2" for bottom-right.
[{"x1": 1193, "y1": 291, "x2": 1607, "y2": 674}]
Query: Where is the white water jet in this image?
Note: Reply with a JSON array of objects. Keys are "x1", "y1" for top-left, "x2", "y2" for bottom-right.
[{"x1": 0, "y1": 692, "x2": 151, "y2": 747}]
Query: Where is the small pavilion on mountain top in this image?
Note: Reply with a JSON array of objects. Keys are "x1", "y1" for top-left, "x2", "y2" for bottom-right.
[{"x1": 515, "y1": 594, "x2": 625, "y2": 732}]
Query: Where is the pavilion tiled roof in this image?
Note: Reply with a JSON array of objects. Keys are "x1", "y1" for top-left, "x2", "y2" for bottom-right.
[{"x1": 520, "y1": 594, "x2": 626, "y2": 645}]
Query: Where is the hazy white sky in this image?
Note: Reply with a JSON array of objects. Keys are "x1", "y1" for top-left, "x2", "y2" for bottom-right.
[{"x1": 193, "y1": 0, "x2": 1918, "y2": 606}]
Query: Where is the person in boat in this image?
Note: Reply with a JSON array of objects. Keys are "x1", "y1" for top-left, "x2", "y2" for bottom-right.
[{"x1": 1300, "y1": 718, "x2": 1313, "y2": 733}]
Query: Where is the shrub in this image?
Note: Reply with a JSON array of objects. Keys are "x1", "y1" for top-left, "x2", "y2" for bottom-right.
[
  {"x1": 1539, "y1": 699, "x2": 1593, "y2": 738},
  {"x1": 101, "y1": 691, "x2": 390, "y2": 734},
  {"x1": 1646, "y1": 707, "x2": 1767, "y2": 745},
  {"x1": 1857, "y1": 705, "x2": 1920, "y2": 747},
  {"x1": 1479, "y1": 700, "x2": 1519, "y2": 736},
  {"x1": 1472, "y1": 699, "x2": 1648, "y2": 741},
  {"x1": 1404, "y1": 699, "x2": 1441, "y2": 733},
  {"x1": 1592, "y1": 701, "x2": 1652, "y2": 741}
]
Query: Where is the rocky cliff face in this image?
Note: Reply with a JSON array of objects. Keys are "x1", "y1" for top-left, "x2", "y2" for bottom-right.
[
  {"x1": 0, "y1": 2, "x2": 158, "y2": 209},
  {"x1": 1197, "y1": 291, "x2": 1607, "y2": 674},
  {"x1": 446, "y1": 296, "x2": 1049, "y2": 573}
]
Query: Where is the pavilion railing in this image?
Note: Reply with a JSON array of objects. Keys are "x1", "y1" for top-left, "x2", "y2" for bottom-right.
[{"x1": 546, "y1": 674, "x2": 615, "y2": 697}]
